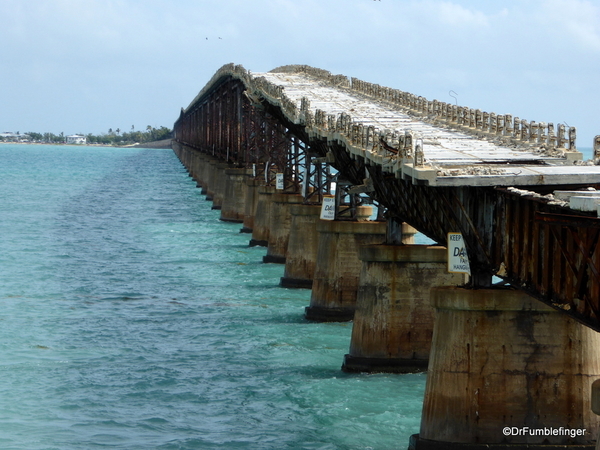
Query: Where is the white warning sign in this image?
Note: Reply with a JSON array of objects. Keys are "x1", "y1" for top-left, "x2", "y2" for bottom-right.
[
  {"x1": 448, "y1": 232, "x2": 471, "y2": 274},
  {"x1": 276, "y1": 173, "x2": 284, "y2": 190},
  {"x1": 320, "y1": 195, "x2": 336, "y2": 220}
]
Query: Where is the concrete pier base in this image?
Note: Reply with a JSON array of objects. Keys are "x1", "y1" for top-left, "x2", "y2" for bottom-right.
[
  {"x1": 410, "y1": 287, "x2": 600, "y2": 449},
  {"x1": 195, "y1": 153, "x2": 212, "y2": 193},
  {"x1": 210, "y1": 162, "x2": 230, "y2": 210},
  {"x1": 205, "y1": 160, "x2": 219, "y2": 202},
  {"x1": 240, "y1": 178, "x2": 260, "y2": 234},
  {"x1": 188, "y1": 150, "x2": 199, "y2": 181},
  {"x1": 305, "y1": 214, "x2": 386, "y2": 322},
  {"x1": 280, "y1": 203, "x2": 322, "y2": 288},
  {"x1": 194, "y1": 152, "x2": 206, "y2": 185},
  {"x1": 173, "y1": 143, "x2": 203, "y2": 185},
  {"x1": 342, "y1": 244, "x2": 464, "y2": 373},
  {"x1": 220, "y1": 168, "x2": 251, "y2": 223},
  {"x1": 249, "y1": 185, "x2": 275, "y2": 247},
  {"x1": 191, "y1": 151, "x2": 210, "y2": 194},
  {"x1": 263, "y1": 193, "x2": 304, "y2": 264}
]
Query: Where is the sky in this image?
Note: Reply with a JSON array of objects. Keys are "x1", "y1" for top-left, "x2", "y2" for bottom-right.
[{"x1": 1, "y1": 0, "x2": 599, "y2": 148}]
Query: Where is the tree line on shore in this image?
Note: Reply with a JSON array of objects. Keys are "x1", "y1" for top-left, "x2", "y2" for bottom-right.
[{"x1": 3, "y1": 126, "x2": 172, "y2": 145}]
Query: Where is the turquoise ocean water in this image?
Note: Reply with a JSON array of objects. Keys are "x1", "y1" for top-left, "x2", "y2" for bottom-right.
[{"x1": 0, "y1": 144, "x2": 425, "y2": 450}]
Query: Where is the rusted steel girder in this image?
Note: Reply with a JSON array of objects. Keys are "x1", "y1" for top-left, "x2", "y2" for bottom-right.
[
  {"x1": 175, "y1": 77, "x2": 291, "y2": 184},
  {"x1": 176, "y1": 78, "x2": 322, "y2": 199},
  {"x1": 361, "y1": 162, "x2": 600, "y2": 330},
  {"x1": 501, "y1": 200, "x2": 600, "y2": 329}
]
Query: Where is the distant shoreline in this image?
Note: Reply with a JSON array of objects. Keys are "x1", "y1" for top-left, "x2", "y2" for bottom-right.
[{"x1": 0, "y1": 139, "x2": 173, "y2": 149}]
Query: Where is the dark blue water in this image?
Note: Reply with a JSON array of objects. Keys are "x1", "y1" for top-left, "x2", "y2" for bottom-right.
[{"x1": 0, "y1": 144, "x2": 424, "y2": 449}]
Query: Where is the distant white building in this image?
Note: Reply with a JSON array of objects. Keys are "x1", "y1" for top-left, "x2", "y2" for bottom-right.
[
  {"x1": 66, "y1": 134, "x2": 86, "y2": 145},
  {"x1": 0, "y1": 132, "x2": 29, "y2": 142}
]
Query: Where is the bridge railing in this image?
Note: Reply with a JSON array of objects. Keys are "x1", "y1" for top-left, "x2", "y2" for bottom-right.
[{"x1": 347, "y1": 76, "x2": 577, "y2": 153}]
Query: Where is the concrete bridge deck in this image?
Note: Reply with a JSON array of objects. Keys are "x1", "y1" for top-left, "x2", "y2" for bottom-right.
[{"x1": 248, "y1": 67, "x2": 596, "y2": 187}]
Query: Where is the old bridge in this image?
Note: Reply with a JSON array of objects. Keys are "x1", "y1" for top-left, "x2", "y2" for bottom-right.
[{"x1": 172, "y1": 64, "x2": 600, "y2": 449}]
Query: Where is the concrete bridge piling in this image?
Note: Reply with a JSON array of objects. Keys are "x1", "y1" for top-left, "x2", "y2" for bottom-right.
[
  {"x1": 204, "y1": 159, "x2": 218, "y2": 202},
  {"x1": 210, "y1": 162, "x2": 230, "y2": 210},
  {"x1": 409, "y1": 287, "x2": 600, "y2": 449},
  {"x1": 191, "y1": 152, "x2": 202, "y2": 188},
  {"x1": 305, "y1": 209, "x2": 387, "y2": 322},
  {"x1": 198, "y1": 154, "x2": 213, "y2": 195},
  {"x1": 263, "y1": 193, "x2": 304, "y2": 264},
  {"x1": 280, "y1": 203, "x2": 323, "y2": 288},
  {"x1": 342, "y1": 243, "x2": 465, "y2": 374},
  {"x1": 249, "y1": 185, "x2": 276, "y2": 247},
  {"x1": 240, "y1": 178, "x2": 260, "y2": 233},
  {"x1": 220, "y1": 168, "x2": 252, "y2": 223}
]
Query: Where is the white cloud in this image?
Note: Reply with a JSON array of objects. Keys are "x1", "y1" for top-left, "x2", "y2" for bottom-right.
[
  {"x1": 435, "y1": 1, "x2": 489, "y2": 27},
  {"x1": 539, "y1": 0, "x2": 600, "y2": 52}
]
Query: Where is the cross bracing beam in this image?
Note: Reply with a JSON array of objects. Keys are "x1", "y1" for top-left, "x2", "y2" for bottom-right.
[{"x1": 174, "y1": 63, "x2": 600, "y2": 331}]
